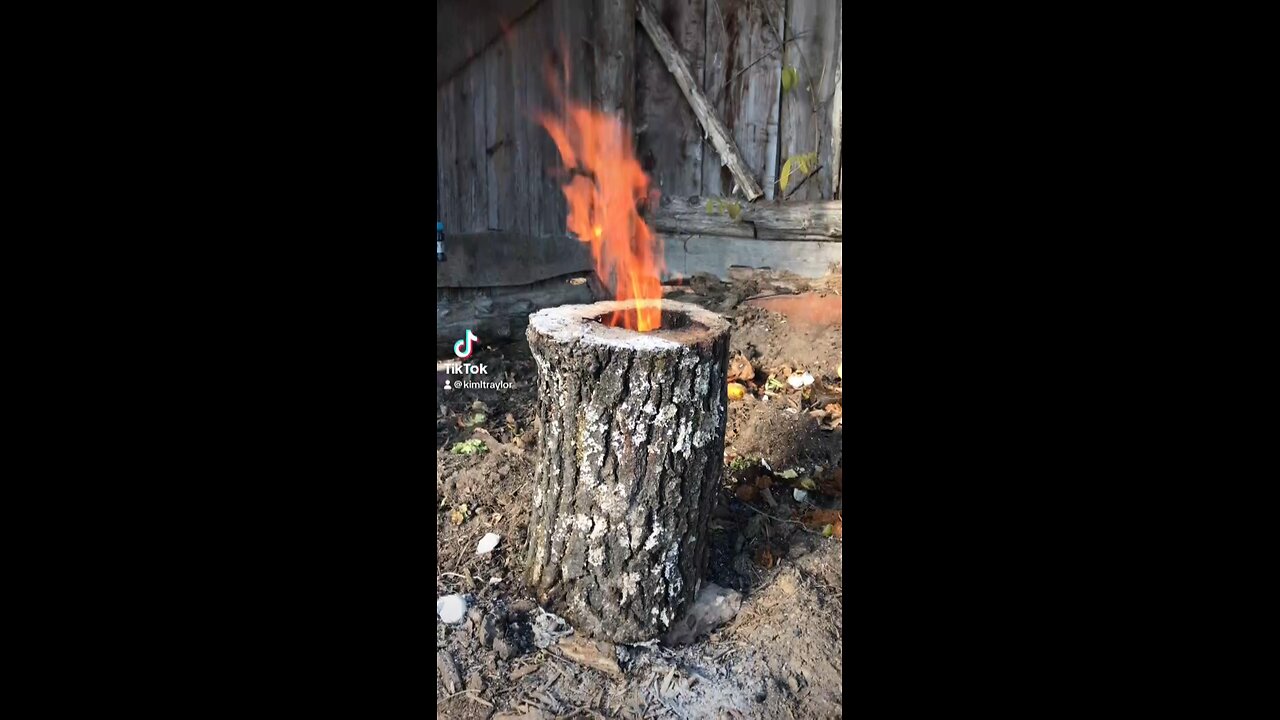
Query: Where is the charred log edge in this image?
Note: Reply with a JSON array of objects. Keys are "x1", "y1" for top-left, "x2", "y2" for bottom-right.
[{"x1": 527, "y1": 299, "x2": 730, "y2": 351}]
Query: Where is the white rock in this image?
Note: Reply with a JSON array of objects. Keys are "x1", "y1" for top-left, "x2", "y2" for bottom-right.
[
  {"x1": 437, "y1": 594, "x2": 468, "y2": 624},
  {"x1": 793, "y1": 489, "x2": 809, "y2": 503},
  {"x1": 476, "y1": 532, "x2": 501, "y2": 555}
]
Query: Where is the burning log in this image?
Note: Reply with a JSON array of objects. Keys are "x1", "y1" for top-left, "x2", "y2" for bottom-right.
[{"x1": 524, "y1": 299, "x2": 730, "y2": 643}]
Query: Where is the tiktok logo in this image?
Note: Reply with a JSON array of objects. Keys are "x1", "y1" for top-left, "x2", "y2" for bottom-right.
[{"x1": 453, "y1": 329, "x2": 478, "y2": 359}]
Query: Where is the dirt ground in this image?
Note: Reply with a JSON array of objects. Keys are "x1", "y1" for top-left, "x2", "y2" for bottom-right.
[{"x1": 436, "y1": 272, "x2": 843, "y2": 719}]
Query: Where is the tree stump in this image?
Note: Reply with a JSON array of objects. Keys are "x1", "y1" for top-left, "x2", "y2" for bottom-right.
[{"x1": 524, "y1": 299, "x2": 730, "y2": 643}]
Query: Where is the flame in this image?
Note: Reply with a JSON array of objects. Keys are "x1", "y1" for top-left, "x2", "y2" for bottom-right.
[{"x1": 536, "y1": 65, "x2": 664, "y2": 331}]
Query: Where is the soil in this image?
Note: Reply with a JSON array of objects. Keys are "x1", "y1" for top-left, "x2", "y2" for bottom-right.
[{"x1": 437, "y1": 272, "x2": 843, "y2": 719}]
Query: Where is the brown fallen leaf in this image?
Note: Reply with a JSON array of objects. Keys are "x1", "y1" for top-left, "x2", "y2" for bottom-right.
[
  {"x1": 798, "y1": 509, "x2": 842, "y2": 539},
  {"x1": 735, "y1": 484, "x2": 758, "y2": 502},
  {"x1": 824, "y1": 403, "x2": 842, "y2": 419},
  {"x1": 728, "y1": 355, "x2": 756, "y2": 382},
  {"x1": 754, "y1": 476, "x2": 773, "y2": 490}
]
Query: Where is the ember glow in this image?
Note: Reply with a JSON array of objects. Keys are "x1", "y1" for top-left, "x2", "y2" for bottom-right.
[{"x1": 537, "y1": 77, "x2": 664, "y2": 331}]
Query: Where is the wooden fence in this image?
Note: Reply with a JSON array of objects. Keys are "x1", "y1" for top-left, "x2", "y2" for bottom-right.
[{"x1": 437, "y1": 0, "x2": 841, "y2": 286}]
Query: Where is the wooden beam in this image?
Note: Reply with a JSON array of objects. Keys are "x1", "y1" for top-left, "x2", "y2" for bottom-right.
[
  {"x1": 436, "y1": 231, "x2": 594, "y2": 288},
  {"x1": 661, "y1": 234, "x2": 841, "y2": 281},
  {"x1": 648, "y1": 197, "x2": 841, "y2": 241},
  {"x1": 636, "y1": 0, "x2": 765, "y2": 202},
  {"x1": 437, "y1": 274, "x2": 595, "y2": 353}
]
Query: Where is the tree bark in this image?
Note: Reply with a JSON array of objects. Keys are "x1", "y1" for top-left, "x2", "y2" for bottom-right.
[{"x1": 524, "y1": 300, "x2": 730, "y2": 643}]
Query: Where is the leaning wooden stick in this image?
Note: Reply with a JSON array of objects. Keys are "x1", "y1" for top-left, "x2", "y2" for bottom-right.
[{"x1": 635, "y1": 0, "x2": 765, "y2": 202}]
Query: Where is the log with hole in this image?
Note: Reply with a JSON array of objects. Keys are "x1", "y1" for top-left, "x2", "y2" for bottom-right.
[{"x1": 524, "y1": 299, "x2": 729, "y2": 643}]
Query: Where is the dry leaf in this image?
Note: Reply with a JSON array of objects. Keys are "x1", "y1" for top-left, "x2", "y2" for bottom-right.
[
  {"x1": 728, "y1": 355, "x2": 755, "y2": 382},
  {"x1": 754, "y1": 476, "x2": 773, "y2": 490},
  {"x1": 735, "y1": 484, "x2": 758, "y2": 503},
  {"x1": 824, "y1": 403, "x2": 842, "y2": 420}
]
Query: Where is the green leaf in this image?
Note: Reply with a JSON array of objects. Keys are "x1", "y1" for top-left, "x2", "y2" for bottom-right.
[
  {"x1": 782, "y1": 67, "x2": 798, "y2": 93},
  {"x1": 779, "y1": 157, "x2": 795, "y2": 193},
  {"x1": 799, "y1": 477, "x2": 817, "y2": 490},
  {"x1": 705, "y1": 200, "x2": 714, "y2": 215},
  {"x1": 726, "y1": 202, "x2": 741, "y2": 220},
  {"x1": 821, "y1": 524, "x2": 835, "y2": 538},
  {"x1": 779, "y1": 469, "x2": 798, "y2": 480},
  {"x1": 451, "y1": 439, "x2": 488, "y2": 455}
]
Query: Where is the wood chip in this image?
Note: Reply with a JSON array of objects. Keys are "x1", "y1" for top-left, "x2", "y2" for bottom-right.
[
  {"x1": 436, "y1": 650, "x2": 462, "y2": 694},
  {"x1": 555, "y1": 635, "x2": 623, "y2": 677},
  {"x1": 510, "y1": 663, "x2": 541, "y2": 682}
]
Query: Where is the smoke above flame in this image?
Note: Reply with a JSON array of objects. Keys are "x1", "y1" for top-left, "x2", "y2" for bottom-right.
[{"x1": 536, "y1": 59, "x2": 664, "y2": 331}]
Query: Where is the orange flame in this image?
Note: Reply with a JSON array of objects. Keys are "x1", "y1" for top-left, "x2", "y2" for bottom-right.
[{"x1": 536, "y1": 65, "x2": 663, "y2": 331}]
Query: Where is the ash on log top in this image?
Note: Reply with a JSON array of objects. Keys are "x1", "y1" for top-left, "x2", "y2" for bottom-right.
[{"x1": 524, "y1": 299, "x2": 730, "y2": 643}]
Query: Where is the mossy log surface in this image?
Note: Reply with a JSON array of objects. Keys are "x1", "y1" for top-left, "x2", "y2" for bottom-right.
[{"x1": 524, "y1": 300, "x2": 730, "y2": 643}]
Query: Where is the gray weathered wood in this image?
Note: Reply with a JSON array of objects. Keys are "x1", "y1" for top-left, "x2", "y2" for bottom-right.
[
  {"x1": 484, "y1": 42, "x2": 510, "y2": 230},
  {"x1": 635, "y1": 0, "x2": 706, "y2": 198},
  {"x1": 456, "y1": 61, "x2": 489, "y2": 232},
  {"x1": 830, "y1": 41, "x2": 842, "y2": 199},
  {"x1": 436, "y1": 231, "x2": 594, "y2": 288},
  {"x1": 701, "y1": 0, "x2": 784, "y2": 200},
  {"x1": 594, "y1": 0, "x2": 636, "y2": 119},
  {"x1": 638, "y1": 0, "x2": 764, "y2": 202},
  {"x1": 524, "y1": 300, "x2": 729, "y2": 643},
  {"x1": 437, "y1": 81, "x2": 459, "y2": 233},
  {"x1": 778, "y1": 0, "x2": 842, "y2": 200},
  {"x1": 649, "y1": 197, "x2": 841, "y2": 240},
  {"x1": 436, "y1": 274, "x2": 595, "y2": 354},
  {"x1": 661, "y1": 233, "x2": 843, "y2": 281},
  {"x1": 436, "y1": 0, "x2": 541, "y2": 87}
]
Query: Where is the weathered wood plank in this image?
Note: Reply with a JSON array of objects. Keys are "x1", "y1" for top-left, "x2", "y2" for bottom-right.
[
  {"x1": 436, "y1": 0, "x2": 542, "y2": 87},
  {"x1": 436, "y1": 274, "x2": 595, "y2": 354},
  {"x1": 701, "y1": 0, "x2": 783, "y2": 200},
  {"x1": 830, "y1": 40, "x2": 842, "y2": 199},
  {"x1": 523, "y1": 1, "x2": 551, "y2": 236},
  {"x1": 437, "y1": 81, "x2": 459, "y2": 234},
  {"x1": 506, "y1": 26, "x2": 531, "y2": 234},
  {"x1": 455, "y1": 61, "x2": 488, "y2": 232},
  {"x1": 594, "y1": 0, "x2": 636, "y2": 119},
  {"x1": 779, "y1": 0, "x2": 842, "y2": 200},
  {"x1": 649, "y1": 197, "x2": 841, "y2": 240},
  {"x1": 635, "y1": 0, "x2": 705, "y2": 198},
  {"x1": 485, "y1": 43, "x2": 509, "y2": 230},
  {"x1": 660, "y1": 233, "x2": 842, "y2": 281},
  {"x1": 436, "y1": 231, "x2": 595, "y2": 288}
]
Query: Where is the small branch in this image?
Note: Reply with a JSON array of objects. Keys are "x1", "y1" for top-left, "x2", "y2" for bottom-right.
[
  {"x1": 784, "y1": 165, "x2": 823, "y2": 199},
  {"x1": 722, "y1": 31, "x2": 813, "y2": 89}
]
